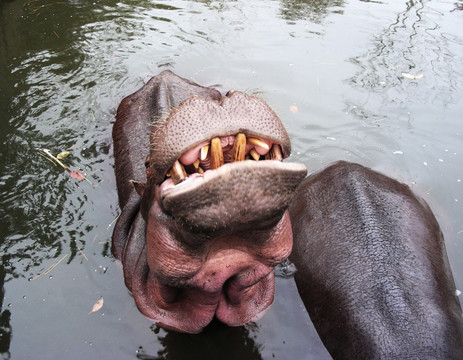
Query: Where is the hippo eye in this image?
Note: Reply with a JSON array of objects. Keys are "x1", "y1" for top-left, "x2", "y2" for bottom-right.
[{"x1": 165, "y1": 132, "x2": 284, "y2": 185}]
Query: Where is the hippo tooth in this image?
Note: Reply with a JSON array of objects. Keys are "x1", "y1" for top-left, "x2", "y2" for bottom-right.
[
  {"x1": 210, "y1": 137, "x2": 224, "y2": 169},
  {"x1": 232, "y1": 133, "x2": 246, "y2": 162},
  {"x1": 191, "y1": 159, "x2": 204, "y2": 174},
  {"x1": 265, "y1": 144, "x2": 283, "y2": 161},
  {"x1": 200, "y1": 145, "x2": 209, "y2": 161},
  {"x1": 248, "y1": 137, "x2": 270, "y2": 151},
  {"x1": 170, "y1": 160, "x2": 187, "y2": 184},
  {"x1": 249, "y1": 148, "x2": 261, "y2": 161}
]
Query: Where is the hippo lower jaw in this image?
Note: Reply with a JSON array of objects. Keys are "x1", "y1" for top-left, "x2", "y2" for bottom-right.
[{"x1": 160, "y1": 160, "x2": 308, "y2": 236}]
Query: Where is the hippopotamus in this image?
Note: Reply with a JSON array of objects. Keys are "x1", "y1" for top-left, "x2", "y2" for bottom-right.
[
  {"x1": 289, "y1": 162, "x2": 463, "y2": 359},
  {"x1": 112, "y1": 70, "x2": 463, "y2": 358}
]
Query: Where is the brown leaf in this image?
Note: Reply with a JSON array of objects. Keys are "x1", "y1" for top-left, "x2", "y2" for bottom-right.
[
  {"x1": 89, "y1": 298, "x2": 104, "y2": 314},
  {"x1": 69, "y1": 169, "x2": 85, "y2": 181}
]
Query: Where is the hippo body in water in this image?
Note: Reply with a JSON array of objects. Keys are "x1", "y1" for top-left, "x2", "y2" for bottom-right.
[
  {"x1": 289, "y1": 162, "x2": 463, "y2": 359},
  {"x1": 112, "y1": 70, "x2": 463, "y2": 358}
]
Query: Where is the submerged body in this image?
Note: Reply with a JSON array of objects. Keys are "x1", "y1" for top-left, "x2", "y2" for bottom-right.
[{"x1": 112, "y1": 71, "x2": 463, "y2": 356}]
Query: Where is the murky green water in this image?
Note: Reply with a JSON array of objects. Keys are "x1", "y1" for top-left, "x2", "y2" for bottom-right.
[{"x1": 0, "y1": 0, "x2": 462, "y2": 359}]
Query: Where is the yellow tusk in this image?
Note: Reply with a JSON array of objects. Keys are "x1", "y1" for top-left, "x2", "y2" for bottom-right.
[
  {"x1": 232, "y1": 133, "x2": 247, "y2": 162},
  {"x1": 170, "y1": 160, "x2": 187, "y2": 184},
  {"x1": 200, "y1": 145, "x2": 209, "y2": 161},
  {"x1": 249, "y1": 149, "x2": 260, "y2": 161},
  {"x1": 248, "y1": 137, "x2": 270, "y2": 151},
  {"x1": 210, "y1": 137, "x2": 224, "y2": 169}
]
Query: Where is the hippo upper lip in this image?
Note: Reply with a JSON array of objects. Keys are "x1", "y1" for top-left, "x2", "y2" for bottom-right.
[{"x1": 148, "y1": 91, "x2": 292, "y2": 185}]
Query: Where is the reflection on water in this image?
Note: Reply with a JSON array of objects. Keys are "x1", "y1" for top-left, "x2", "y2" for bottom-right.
[
  {"x1": 348, "y1": 0, "x2": 461, "y2": 117},
  {"x1": 0, "y1": 271, "x2": 11, "y2": 357},
  {"x1": 142, "y1": 321, "x2": 262, "y2": 360},
  {"x1": 279, "y1": 0, "x2": 344, "y2": 23},
  {"x1": 340, "y1": 0, "x2": 463, "y2": 175},
  {"x1": 0, "y1": 0, "x2": 462, "y2": 359}
]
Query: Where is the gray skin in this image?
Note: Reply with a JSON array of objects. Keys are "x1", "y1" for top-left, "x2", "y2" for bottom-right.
[
  {"x1": 289, "y1": 162, "x2": 463, "y2": 359},
  {"x1": 112, "y1": 70, "x2": 307, "y2": 333},
  {"x1": 112, "y1": 71, "x2": 463, "y2": 355}
]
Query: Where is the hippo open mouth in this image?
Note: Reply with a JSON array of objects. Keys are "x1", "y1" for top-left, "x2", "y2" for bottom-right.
[
  {"x1": 158, "y1": 132, "x2": 308, "y2": 235},
  {"x1": 146, "y1": 90, "x2": 308, "y2": 237},
  {"x1": 160, "y1": 132, "x2": 285, "y2": 191},
  {"x1": 113, "y1": 71, "x2": 307, "y2": 333}
]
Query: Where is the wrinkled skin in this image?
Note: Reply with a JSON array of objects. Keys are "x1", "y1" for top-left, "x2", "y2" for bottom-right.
[
  {"x1": 112, "y1": 70, "x2": 307, "y2": 333},
  {"x1": 289, "y1": 162, "x2": 463, "y2": 359},
  {"x1": 112, "y1": 71, "x2": 463, "y2": 357}
]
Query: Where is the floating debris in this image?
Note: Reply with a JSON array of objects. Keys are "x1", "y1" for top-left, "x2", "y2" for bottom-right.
[
  {"x1": 89, "y1": 298, "x2": 104, "y2": 315},
  {"x1": 31, "y1": 253, "x2": 69, "y2": 281},
  {"x1": 402, "y1": 72, "x2": 424, "y2": 80},
  {"x1": 56, "y1": 151, "x2": 69, "y2": 159},
  {"x1": 107, "y1": 214, "x2": 120, "y2": 230},
  {"x1": 38, "y1": 148, "x2": 92, "y2": 184}
]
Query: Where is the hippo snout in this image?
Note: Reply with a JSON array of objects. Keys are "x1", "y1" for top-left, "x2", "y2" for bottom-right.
[{"x1": 112, "y1": 70, "x2": 307, "y2": 333}]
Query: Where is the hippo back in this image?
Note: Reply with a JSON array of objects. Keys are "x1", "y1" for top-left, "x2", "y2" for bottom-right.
[{"x1": 289, "y1": 161, "x2": 463, "y2": 359}]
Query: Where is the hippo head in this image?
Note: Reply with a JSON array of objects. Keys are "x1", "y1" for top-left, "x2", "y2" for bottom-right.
[{"x1": 113, "y1": 72, "x2": 307, "y2": 333}]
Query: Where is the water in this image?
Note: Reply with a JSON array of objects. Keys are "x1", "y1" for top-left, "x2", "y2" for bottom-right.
[{"x1": 1, "y1": 0, "x2": 462, "y2": 358}]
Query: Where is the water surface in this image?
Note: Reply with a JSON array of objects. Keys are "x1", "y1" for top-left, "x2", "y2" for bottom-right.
[{"x1": 1, "y1": 0, "x2": 462, "y2": 359}]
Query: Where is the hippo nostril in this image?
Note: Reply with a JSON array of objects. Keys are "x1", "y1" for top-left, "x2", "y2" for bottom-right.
[
  {"x1": 223, "y1": 276, "x2": 243, "y2": 306},
  {"x1": 158, "y1": 282, "x2": 182, "y2": 304}
]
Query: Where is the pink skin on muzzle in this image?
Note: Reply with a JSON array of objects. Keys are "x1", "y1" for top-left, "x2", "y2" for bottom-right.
[{"x1": 131, "y1": 197, "x2": 294, "y2": 333}]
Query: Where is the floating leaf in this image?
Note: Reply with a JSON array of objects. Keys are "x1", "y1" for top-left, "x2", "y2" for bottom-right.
[
  {"x1": 56, "y1": 151, "x2": 70, "y2": 159},
  {"x1": 89, "y1": 298, "x2": 104, "y2": 314},
  {"x1": 289, "y1": 105, "x2": 298, "y2": 113},
  {"x1": 42, "y1": 149, "x2": 68, "y2": 170},
  {"x1": 402, "y1": 72, "x2": 424, "y2": 80},
  {"x1": 69, "y1": 169, "x2": 85, "y2": 181}
]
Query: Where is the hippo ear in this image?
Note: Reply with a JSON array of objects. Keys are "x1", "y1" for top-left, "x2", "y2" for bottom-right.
[
  {"x1": 144, "y1": 154, "x2": 153, "y2": 179},
  {"x1": 144, "y1": 154, "x2": 151, "y2": 169},
  {"x1": 129, "y1": 180, "x2": 146, "y2": 197}
]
